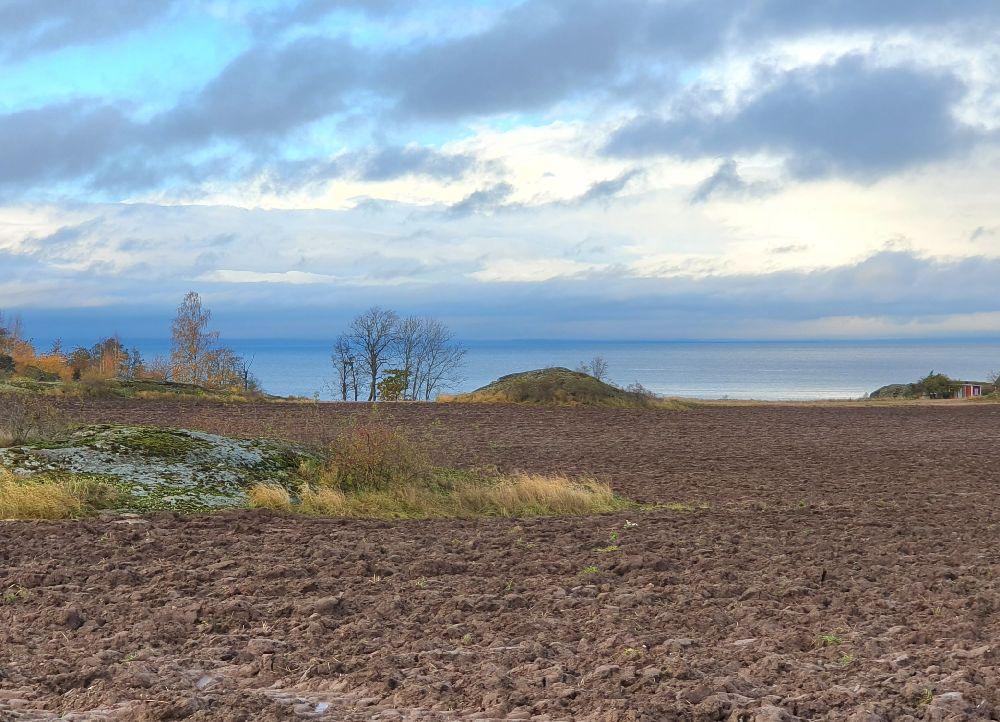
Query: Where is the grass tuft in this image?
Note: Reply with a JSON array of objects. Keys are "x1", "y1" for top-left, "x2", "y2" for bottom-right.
[
  {"x1": 247, "y1": 483, "x2": 293, "y2": 511},
  {"x1": 453, "y1": 473, "x2": 625, "y2": 517},
  {"x1": 817, "y1": 633, "x2": 843, "y2": 647},
  {"x1": 0, "y1": 468, "x2": 120, "y2": 520},
  {"x1": 0, "y1": 470, "x2": 88, "y2": 519},
  {"x1": 249, "y1": 473, "x2": 636, "y2": 520}
]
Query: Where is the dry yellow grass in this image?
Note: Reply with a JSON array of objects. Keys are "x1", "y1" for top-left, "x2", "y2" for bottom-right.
[
  {"x1": 249, "y1": 473, "x2": 635, "y2": 519},
  {"x1": 453, "y1": 473, "x2": 624, "y2": 516},
  {"x1": 247, "y1": 483, "x2": 293, "y2": 511},
  {"x1": 0, "y1": 469, "x2": 86, "y2": 520},
  {"x1": 298, "y1": 485, "x2": 349, "y2": 514}
]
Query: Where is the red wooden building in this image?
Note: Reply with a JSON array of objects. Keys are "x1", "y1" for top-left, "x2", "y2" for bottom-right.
[{"x1": 955, "y1": 383, "x2": 985, "y2": 399}]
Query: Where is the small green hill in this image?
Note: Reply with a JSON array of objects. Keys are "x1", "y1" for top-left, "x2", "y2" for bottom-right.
[{"x1": 443, "y1": 367, "x2": 689, "y2": 409}]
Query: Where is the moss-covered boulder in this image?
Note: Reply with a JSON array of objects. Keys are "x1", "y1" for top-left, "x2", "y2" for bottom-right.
[{"x1": 0, "y1": 425, "x2": 310, "y2": 512}]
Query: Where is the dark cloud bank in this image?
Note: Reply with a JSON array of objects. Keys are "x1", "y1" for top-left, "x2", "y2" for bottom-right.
[
  {"x1": 1, "y1": 0, "x2": 997, "y2": 197},
  {"x1": 7, "y1": 242, "x2": 1000, "y2": 340}
]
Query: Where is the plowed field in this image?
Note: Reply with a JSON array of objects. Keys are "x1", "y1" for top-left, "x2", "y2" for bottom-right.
[{"x1": 2, "y1": 400, "x2": 998, "y2": 720}]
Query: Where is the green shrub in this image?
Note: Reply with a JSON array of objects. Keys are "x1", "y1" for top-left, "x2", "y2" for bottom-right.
[
  {"x1": 377, "y1": 369, "x2": 409, "y2": 402},
  {"x1": 20, "y1": 365, "x2": 60, "y2": 382},
  {"x1": 915, "y1": 371, "x2": 955, "y2": 399}
]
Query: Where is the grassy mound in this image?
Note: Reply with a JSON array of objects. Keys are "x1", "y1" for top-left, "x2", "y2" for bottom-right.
[{"x1": 442, "y1": 367, "x2": 689, "y2": 409}]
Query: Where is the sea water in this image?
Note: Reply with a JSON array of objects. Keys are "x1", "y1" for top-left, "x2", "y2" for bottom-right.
[{"x1": 66, "y1": 338, "x2": 1000, "y2": 401}]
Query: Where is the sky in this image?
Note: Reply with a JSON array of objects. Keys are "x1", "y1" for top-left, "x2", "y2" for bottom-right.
[{"x1": 1, "y1": 0, "x2": 999, "y2": 341}]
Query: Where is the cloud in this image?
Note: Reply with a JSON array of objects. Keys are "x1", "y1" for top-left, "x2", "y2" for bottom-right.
[
  {"x1": 156, "y1": 37, "x2": 363, "y2": 144},
  {"x1": 258, "y1": 145, "x2": 480, "y2": 195},
  {"x1": 357, "y1": 145, "x2": 477, "y2": 182},
  {"x1": 471, "y1": 257, "x2": 604, "y2": 283},
  {"x1": 448, "y1": 182, "x2": 516, "y2": 216},
  {"x1": 382, "y1": 1, "x2": 637, "y2": 119},
  {"x1": 2, "y1": 0, "x2": 1000, "y2": 344},
  {"x1": 737, "y1": 0, "x2": 1000, "y2": 37},
  {"x1": 0, "y1": 0, "x2": 177, "y2": 60},
  {"x1": 689, "y1": 159, "x2": 772, "y2": 204},
  {"x1": 574, "y1": 168, "x2": 644, "y2": 205},
  {"x1": 607, "y1": 56, "x2": 981, "y2": 180},
  {"x1": 253, "y1": 0, "x2": 407, "y2": 30},
  {"x1": 11, "y1": 247, "x2": 1000, "y2": 341},
  {"x1": 770, "y1": 244, "x2": 808, "y2": 255},
  {"x1": 0, "y1": 102, "x2": 135, "y2": 189},
  {"x1": 380, "y1": 0, "x2": 732, "y2": 120},
  {"x1": 3, "y1": 2, "x2": 997, "y2": 199},
  {"x1": 197, "y1": 270, "x2": 340, "y2": 285}
]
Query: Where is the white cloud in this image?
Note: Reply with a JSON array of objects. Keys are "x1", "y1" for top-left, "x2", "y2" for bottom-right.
[
  {"x1": 470, "y1": 257, "x2": 605, "y2": 283},
  {"x1": 196, "y1": 269, "x2": 340, "y2": 284}
]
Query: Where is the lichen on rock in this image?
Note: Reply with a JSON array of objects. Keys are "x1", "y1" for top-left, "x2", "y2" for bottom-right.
[{"x1": 0, "y1": 424, "x2": 309, "y2": 512}]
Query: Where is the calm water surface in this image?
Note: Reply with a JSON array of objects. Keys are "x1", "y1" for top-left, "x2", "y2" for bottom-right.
[{"x1": 72, "y1": 338, "x2": 1000, "y2": 401}]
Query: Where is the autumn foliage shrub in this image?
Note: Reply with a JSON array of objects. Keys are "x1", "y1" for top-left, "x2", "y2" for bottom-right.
[
  {"x1": 316, "y1": 413, "x2": 431, "y2": 492},
  {"x1": 246, "y1": 412, "x2": 638, "y2": 519}
]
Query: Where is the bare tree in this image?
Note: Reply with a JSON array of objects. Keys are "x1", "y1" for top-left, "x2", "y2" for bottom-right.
[
  {"x1": 170, "y1": 291, "x2": 219, "y2": 385},
  {"x1": 578, "y1": 356, "x2": 610, "y2": 382},
  {"x1": 144, "y1": 355, "x2": 171, "y2": 381},
  {"x1": 349, "y1": 307, "x2": 399, "y2": 401},
  {"x1": 331, "y1": 334, "x2": 358, "y2": 401},
  {"x1": 416, "y1": 319, "x2": 466, "y2": 400},
  {"x1": 332, "y1": 310, "x2": 465, "y2": 402},
  {"x1": 347, "y1": 350, "x2": 359, "y2": 400},
  {"x1": 0, "y1": 311, "x2": 8, "y2": 356},
  {"x1": 123, "y1": 346, "x2": 144, "y2": 381},
  {"x1": 233, "y1": 355, "x2": 259, "y2": 393},
  {"x1": 0, "y1": 311, "x2": 30, "y2": 361},
  {"x1": 395, "y1": 316, "x2": 423, "y2": 400}
]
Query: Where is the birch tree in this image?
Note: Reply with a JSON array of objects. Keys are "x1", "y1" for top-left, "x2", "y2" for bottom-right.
[
  {"x1": 170, "y1": 291, "x2": 219, "y2": 384},
  {"x1": 331, "y1": 334, "x2": 358, "y2": 401}
]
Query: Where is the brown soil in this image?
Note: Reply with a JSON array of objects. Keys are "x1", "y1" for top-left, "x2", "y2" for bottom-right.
[{"x1": 2, "y1": 399, "x2": 999, "y2": 721}]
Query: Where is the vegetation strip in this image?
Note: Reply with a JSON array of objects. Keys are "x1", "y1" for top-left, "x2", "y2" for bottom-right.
[{"x1": 1, "y1": 413, "x2": 640, "y2": 520}]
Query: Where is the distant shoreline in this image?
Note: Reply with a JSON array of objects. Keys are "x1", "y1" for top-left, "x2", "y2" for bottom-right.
[{"x1": 16, "y1": 337, "x2": 1000, "y2": 401}]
